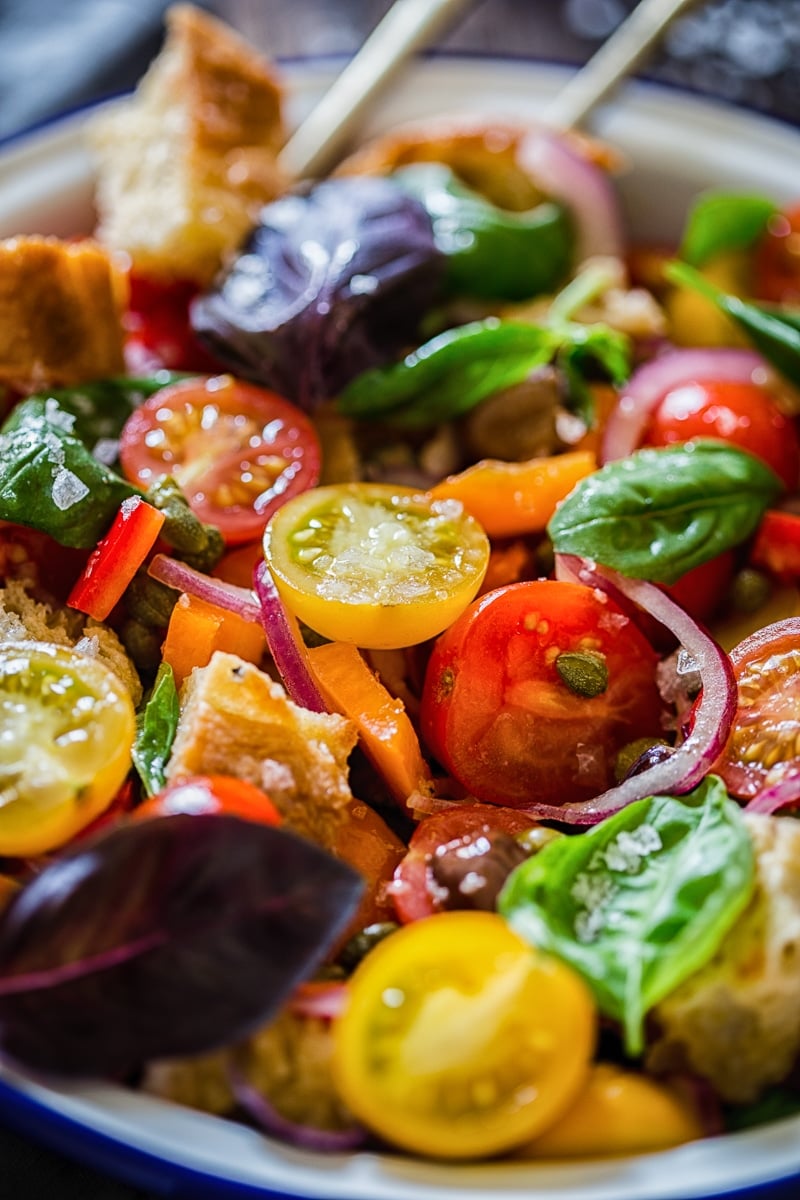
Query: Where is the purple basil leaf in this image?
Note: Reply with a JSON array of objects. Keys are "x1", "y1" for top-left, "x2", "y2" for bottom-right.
[
  {"x1": 190, "y1": 176, "x2": 446, "y2": 409},
  {"x1": 0, "y1": 814, "x2": 363, "y2": 1077}
]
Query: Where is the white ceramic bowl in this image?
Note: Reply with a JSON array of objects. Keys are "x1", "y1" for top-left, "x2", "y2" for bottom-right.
[{"x1": 1, "y1": 56, "x2": 800, "y2": 1200}]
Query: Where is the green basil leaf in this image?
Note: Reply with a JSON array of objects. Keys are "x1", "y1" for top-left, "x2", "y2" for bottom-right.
[
  {"x1": 132, "y1": 663, "x2": 181, "y2": 797},
  {"x1": 499, "y1": 777, "x2": 755, "y2": 1055},
  {"x1": 665, "y1": 260, "x2": 800, "y2": 387},
  {"x1": 393, "y1": 163, "x2": 573, "y2": 301},
  {"x1": 0, "y1": 420, "x2": 139, "y2": 548},
  {"x1": 337, "y1": 317, "x2": 630, "y2": 431},
  {"x1": 2, "y1": 375, "x2": 183, "y2": 452},
  {"x1": 679, "y1": 193, "x2": 778, "y2": 268},
  {"x1": 337, "y1": 319, "x2": 556, "y2": 428},
  {"x1": 547, "y1": 440, "x2": 782, "y2": 584}
]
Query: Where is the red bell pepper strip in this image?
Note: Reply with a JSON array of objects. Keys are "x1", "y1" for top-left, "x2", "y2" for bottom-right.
[
  {"x1": 68, "y1": 496, "x2": 165, "y2": 620},
  {"x1": 751, "y1": 509, "x2": 800, "y2": 583}
]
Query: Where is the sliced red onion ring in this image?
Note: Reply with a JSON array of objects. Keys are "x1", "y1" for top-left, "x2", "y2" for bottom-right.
[
  {"x1": 517, "y1": 130, "x2": 624, "y2": 261},
  {"x1": 148, "y1": 553, "x2": 262, "y2": 622},
  {"x1": 745, "y1": 767, "x2": 800, "y2": 815},
  {"x1": 227, "y1": 1060, "x2": 367, "y2": 1153},
  {"x1": 601, "y1": 347, "x2": 767, "y2": 465},
  {"x1": 252, "y1": 560, "x2": 327, "y2": 713},
  {"x1": 503, "y1": 554, "x2": 737, "y2": 826}
]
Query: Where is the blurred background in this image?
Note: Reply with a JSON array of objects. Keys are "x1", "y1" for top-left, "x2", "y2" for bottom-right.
[
  {"x1": 0, "y1": 0, "x2": 798, "y2": 1196},
  {"x1": 0, "y1": 0, "x2": 798, "y2": 142}
]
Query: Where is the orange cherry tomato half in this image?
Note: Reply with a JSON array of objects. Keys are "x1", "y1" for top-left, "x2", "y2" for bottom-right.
[
  {"x1": 133, "y1": 775, "x2": 282, "y2": 825},
  {"x1": 420, "y1": 580, "x2": 664, "y2": 809},
  {"x1": 119, "y1": 376, "x2": 321, "y2": 544},
  {"x1": 644, "y1": 378, "x2": 800, "y2": 492},
  {"x1": 712, "y1": 617, "x2": 800, "y2": 802}
]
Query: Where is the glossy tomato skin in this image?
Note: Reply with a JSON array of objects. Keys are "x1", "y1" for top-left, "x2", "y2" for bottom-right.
[
  {"x1": 712, "y1": 618, "x2": 800, "y2": 801},
  {"x1": 119, "y1": 376, "x2": 321, "y2": 544},
  {"x1": 133, "y1": 775, "x2": 282, "y2": 825},
  {"x1": 124, "y1": 273, "x2": 223, "y2": 374},
  {"x1": 391, "y1": 804, "x2": 537, "y2": 923},
  {"x1": 754, "y1": 204, "x2": 800, "y2": 305},
  {"x1": 644, "y1": 379, "x2": 800, "y2": 492},
  {"x1": 420, "y1": 581, "x2": 664, "y2": 809}
]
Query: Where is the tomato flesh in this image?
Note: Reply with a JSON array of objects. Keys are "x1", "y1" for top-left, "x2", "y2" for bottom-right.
[
  {"x1": 0, "y1": 642, "x2": 136, "y2": 856},
  {"x1": 754, "y1": 204, "x2": 800, "y2": 305},
  {"x1": 264, "y1": 483, "x2": 490, "y2": 649},
  {"x1": 332, "y1": 911, "x2": 595, "y2": 1159},
  {"x1": 644, "y1": 378, "x2": 800, "y2": 492},
  {"x1": 421, "y1": 580, "x2": 663, "y2": 809},
  {"x1": 119, "y1": 376, "x2": 321, "y2": 544},
  {"x1": 714, "y1": 618, "x2": 800, "y2": 801}
]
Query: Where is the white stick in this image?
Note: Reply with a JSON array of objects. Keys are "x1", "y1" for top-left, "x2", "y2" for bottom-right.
[
  {"x1": 543, "y1": 0, "x2": 701, "y2": 131},
  {"x1": 278, "y1": 0, "x2": 474, "y2": 180}
]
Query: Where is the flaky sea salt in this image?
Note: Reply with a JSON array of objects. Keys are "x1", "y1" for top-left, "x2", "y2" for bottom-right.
[{"x1": 51, "y1": 467, "x2": 90, "y2": 511}]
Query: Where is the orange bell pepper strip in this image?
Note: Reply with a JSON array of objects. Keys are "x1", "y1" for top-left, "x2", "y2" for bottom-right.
[
  {"x1": 67, "y1": 496, "x2": 165, "y2": 620},
  {"x1": 306, "y1": 640, "x2": 433, "y2": 813},
  {"x1": 161, "y1": 591, "x2": 265, "y2": 688},
  {"x1": 428, "y1": 450, "x2": 596, "y2": 538}
]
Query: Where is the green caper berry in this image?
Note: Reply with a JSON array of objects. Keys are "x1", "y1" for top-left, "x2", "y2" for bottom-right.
[
  {"x1": 126, "y1": 573, "x2": 178, "y2": 627},
  {"x1": 120, "y1": 618, "x2": 164, "y2": 672},
  {"x1": 514, "y1": 826, "x2": 564, "y2": 854},
  {"x1": 613, "y1": 736, "x2": 669, "y2": 783},
  {"x1": 555, "y1": 650, "x2": 608, "y2": 697},
  {"x1": 730, "y1": 567, "x2": 772, "y2": 614},
  {"x1": 338, "y1": 922, "x2": 399, "y2": 972}
]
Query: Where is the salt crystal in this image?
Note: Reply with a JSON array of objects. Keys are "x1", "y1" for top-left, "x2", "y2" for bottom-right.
[{"x1": 51, "y1": 467, "x2": 90, "y2": 510}]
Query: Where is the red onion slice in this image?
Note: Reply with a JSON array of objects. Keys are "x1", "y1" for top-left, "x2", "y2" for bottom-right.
[
  {"x1": 228, "y1": 1061, "x2": 367, "y2": 1153},
  {"x1": 601, "y1": 348, "x2": 768, "y2": 465},
  {"x1": 252, "y1": 560, "x2": 328, "y2": 713},
  {"x1": 506, "y1": 554, "x2": 737, "y2": 826},
  {"x1": 745, "y1": 767, "x2": 800, "y2": 815},
  {"x1": 148, "y1": 553, "x2": 262, "y2": 622},
  {"x1": 517, "y1": 130, "x2": 624, "y2": 261}
]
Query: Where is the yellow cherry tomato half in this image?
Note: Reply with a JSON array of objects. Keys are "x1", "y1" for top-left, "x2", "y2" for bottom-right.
[
  {"x1": 0, "y1": 642, "x2": 136, "y2": 856},
  {"x1": 518, "y1": 1063, "x2": 703, "y2": 1159},
  {"x1": 331, "y1": 911, "x2": 596, "y2": 1160},
  {"x1": 263, "y1": 483, "x2": 490, "y2": 649}
]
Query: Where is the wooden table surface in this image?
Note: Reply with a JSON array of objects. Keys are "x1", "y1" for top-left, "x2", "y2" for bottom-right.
[{"x1": 0, "y1": 1, "x2": 798, "y2": 1197}]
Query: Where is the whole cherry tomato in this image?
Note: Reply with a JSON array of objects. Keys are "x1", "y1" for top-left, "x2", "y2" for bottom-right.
[
  {"x1": 420, "y1": 580, "x2": 664, "y2": 809},
  {"x1": 644, "y1": 378, "x2": 800, "y2": 492},
  {"x1": 133, "y1": 775, "x2": 281, "y2": 825}
]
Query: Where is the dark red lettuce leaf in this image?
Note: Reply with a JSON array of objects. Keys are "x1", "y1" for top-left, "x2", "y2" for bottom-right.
[
  {"x1": 0, "y1": 814, "x2": 363, "y2": 1077},
  {"x1": 190, "y1": 177, "x2": 446, "y2": 409}
]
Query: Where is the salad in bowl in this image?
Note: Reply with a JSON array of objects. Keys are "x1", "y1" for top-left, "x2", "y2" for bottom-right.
[{"x1": 1, "y1": 4, "x2": 800, "y2": 1196}]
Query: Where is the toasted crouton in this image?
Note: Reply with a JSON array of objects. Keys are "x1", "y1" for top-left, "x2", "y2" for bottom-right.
[
  {"x1": 648, "y1": 814, "x2": 800, "y2": 1103},
  {"x1": 165, "y1": 651, "x2": 357, "y2": 848},
  {"x1": 0, "y1": 578, "x2": 142, "y2": 705},
  {"x1": 91, "y1": 4, "x2": 286, "y2": 284},
  {"x1": 0, "y1": 236, "x2": 126, "y2": 391}
]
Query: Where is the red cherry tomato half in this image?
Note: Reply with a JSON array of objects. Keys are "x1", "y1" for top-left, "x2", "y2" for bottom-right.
[
  {"x1": 420, "y1": 580, "x2": 664, "y2": 810},
  {"x1": 391, "y1": 804, "x2": 536, "y2": 924},
  {"x1": 712, "y1": 618, "x2": 800, "y2": 802},
  {"x1": 665, "y1": 550, "x2": 735, "y2": 626},
  {"x1": 644, "y1": 378, "x2": 800, "y2": 492},
  {"x1": 124, "y1": 272, "x2": 222, "y2": 374},
  {"x1": 119, "y1": 376, "x2": 322, "y2": 544},
  {"x1": 754, "y1": 204, "x2": 800, "y2": 306},
  {"x1": 133, "y1": 775, "x2": 282, "y2": 825}
]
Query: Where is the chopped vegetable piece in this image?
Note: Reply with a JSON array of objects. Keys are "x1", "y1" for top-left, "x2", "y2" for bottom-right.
[
  {"x1": 161, "y1": 591, "x2": 265, "y2": 687},
  {"x1": 133, "y1": 775, "x2": 281, "y2": 826},
  {"x1": 428, "y1": 450, "x2": 596, "y2": 538},
  {"x1": 306, "y1": 641, "x2": 433, "y2": 812},
  {"x1": 750, "y1": 510, "x2": 800, "y2": 582},
  {"x1": 67, "y1": 496, "x2": 165, "y2": 620}
]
